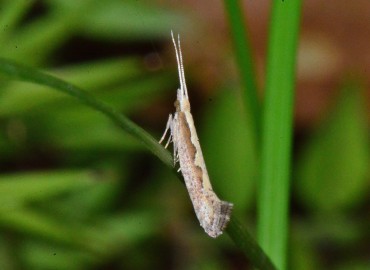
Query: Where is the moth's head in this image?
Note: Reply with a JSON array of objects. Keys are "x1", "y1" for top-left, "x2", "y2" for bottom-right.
[{"x1": 176, "y1": 87, "x2": 190, "y2": 112}]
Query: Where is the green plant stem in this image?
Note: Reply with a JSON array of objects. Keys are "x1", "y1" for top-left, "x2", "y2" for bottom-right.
[
  {"x1": 226, "y1": 218, "x2": 276, "y2": 270},
  {"x1": 0, "y1": 57, "x2": 276, "y2": 270},
  {"x1": 258, "y1": 1, "x2": 302, "y2": 269},
  {"x1": 223, "y1": 0, "x2": 260, "y2": 140}
]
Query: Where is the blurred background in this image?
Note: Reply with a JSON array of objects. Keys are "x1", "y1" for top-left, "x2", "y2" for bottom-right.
[{"x1": 0, "y1": 0, "x2": 368, "y2": 269}]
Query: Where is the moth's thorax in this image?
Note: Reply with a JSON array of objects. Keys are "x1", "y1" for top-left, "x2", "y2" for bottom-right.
[{"x1": 179, "y1": 99, "x2": 190, "y2": 112}]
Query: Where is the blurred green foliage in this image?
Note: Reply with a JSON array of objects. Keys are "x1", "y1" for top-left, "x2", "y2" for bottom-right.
[
  {"x1": 201, "y1": 88, "x2": 257, "y2": 213},
  {"x1": 0, "y1": 0, "x2": 368, "y2": 269},
  {"x1": 291, "y1": 81, "x2": 369, "y2": 270},
  {"x1": 0, "y1": 0, "x2": 180, "y2": 269},
  {"x1": 296, "y1": 82, "x2": 369, "y2": 212}
]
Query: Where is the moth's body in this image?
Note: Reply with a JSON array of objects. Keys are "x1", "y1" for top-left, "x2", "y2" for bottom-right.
[{"x1": 160, "y1": 32, "x2": 233, "y2": 238}]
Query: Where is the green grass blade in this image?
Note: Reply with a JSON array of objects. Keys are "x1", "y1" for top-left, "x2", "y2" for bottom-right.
[
  {"x1": 223, "y1": 0, "x2": 260, "y2": 138},
  {"x1": 0, "y1": 57, "x2": 172, "y2": 167},
  {"x1": 258, "y1": 1, "x2": 302, "y2": 269}
]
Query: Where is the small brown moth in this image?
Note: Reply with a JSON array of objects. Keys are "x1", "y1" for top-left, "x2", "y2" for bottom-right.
[{"x1": 160, "y1": 32, "x2": 233, "y2": 238}]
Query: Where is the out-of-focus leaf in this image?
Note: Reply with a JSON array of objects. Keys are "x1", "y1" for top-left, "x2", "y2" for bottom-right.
[
  {"x1": 70, "y1": 0, "x2": 188, "y2": 40},
  {"x1": 47, "y1": 163, "x2": 125, "y2": 221},
  {"x1": 0, "y1": 209, "x2": 87, "y2": 247},
  {"x1": 56, "y1": 58, "x2": 143, "y2": 89},
  {"x1": 0, "y1": 0, "x2": 34, "y2": 44},
  {"x1": 297, "y1": 215, "x2": 363, "y2": 245},
  {"x1": 0, "y1": 234, "x2": 16, "y2": 270},
  {"x1": 296, "y1": 82, "x2": 369, "y2": 212},
  {"x1": 290, "y1": 224, "x2": 321, "y2": 270},
  {"x1": 29, "y1": 108, "x2": 142, "y2": 152},
  {"x1": 0, "y1": 170, "x2": 101, "y2": 210},
  {"x1": 291, "y1": 216, "x2": 367, "y2": 270},
  {"x1": 0, "y1": 58, "x2": 143, "y2": 116},
  {"x1": 20, "y1": 241, "x2": 91, "y2": 270},
  {"x1": 1, "y1": 9, "x2": 80, "y2": 65},
  {"x1": 14, "y1": 73, "x2": 174, "y2": 152},
  {"x1": 98, "y1": 72, "x2": 175, "y2": 111},
  {"x1": 336, "y1": 262, "x2": 370, "y2": 270},
  {"x1": 87, "y1": 211, "x2": 162, "y2": 255},
  {"x1": 201, "y1": 88, "x2": 257, "y2": 213},
  {"x1": 0, "y1": 208, "x2": 160, "y2": 256},
  {"x1": 0, "y1": 57, "x2": 173, "y2": 168}
]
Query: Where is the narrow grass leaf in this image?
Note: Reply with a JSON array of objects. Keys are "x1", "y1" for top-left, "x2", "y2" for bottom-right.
[
  {"x1": 223, "y1": 0, "x2": 260, "y2": 139},
  {"x1": 258, "y1": 1, "x2": 302, "y2": 269}
]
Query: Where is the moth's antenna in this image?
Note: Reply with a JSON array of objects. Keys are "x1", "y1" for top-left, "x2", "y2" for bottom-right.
[
  {"x1": 177, "y1": 34, "x2": 188, "y2": 98},
  {"x1": 171, "y1": 31, "x2": 187, "y2": 98}
]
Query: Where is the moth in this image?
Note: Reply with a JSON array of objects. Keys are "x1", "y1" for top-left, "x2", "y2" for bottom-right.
[{"x1": 160, "y1": 32, "x2": 233, "y2": 238}]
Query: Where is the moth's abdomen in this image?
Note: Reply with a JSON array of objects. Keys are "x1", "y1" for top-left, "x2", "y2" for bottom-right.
[
  {"x1": 192, "y1": 192, "x2": 233, "y2": 238},
  {"x1": 215, "y1": 200, "x2": 233, "y2": 231}
]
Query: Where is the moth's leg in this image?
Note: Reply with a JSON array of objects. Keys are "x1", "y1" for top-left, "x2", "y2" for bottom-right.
[
  {"x1": 172, "y1": 114, "x2": 179, "y2": 166},
  {"x1": 174, "y1": 155, "x2": 180, "y2": 167},
  {"x1": 159, "y1": 114, "x2": 173, "y2": 148},
  {"x1": 174, "y1": 148, "x2": 180, "y2": 164},
  {"x1": 164, "y1": 129, "x2": 173, "y2": 148}
]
